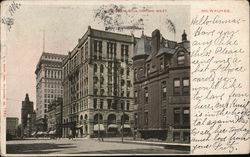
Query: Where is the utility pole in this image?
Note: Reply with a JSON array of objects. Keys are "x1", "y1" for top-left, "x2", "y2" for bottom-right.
[
  {"x1": 122, "y1": 107, "x2": 125, "y2": 143},
  {"x1": 98, "y1": 106, "x2": 100, "y2": 141}
]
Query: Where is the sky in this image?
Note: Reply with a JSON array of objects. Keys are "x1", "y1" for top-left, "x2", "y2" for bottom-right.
[{"x1": 2, "y1": 1, "x2": 190, "y2": 122}]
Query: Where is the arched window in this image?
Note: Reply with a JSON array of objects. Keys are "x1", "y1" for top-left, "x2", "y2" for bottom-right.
[
  {"x1": 94, "y1": 113, "x2": 103, "y2": 124},
  {"x1": 107, "y1": 114, "x2": 116, "y2": 124},
  {"x1": 121, "y1": 114, "x2": 129, "y2": 124},
  {"x1": 177, "y1": 51, "x2": 185, "y2": 65}
]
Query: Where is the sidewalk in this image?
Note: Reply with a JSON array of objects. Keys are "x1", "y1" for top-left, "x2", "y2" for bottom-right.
[{"x1": 92, "y1": 137, "x2": 190, "y2": 151}]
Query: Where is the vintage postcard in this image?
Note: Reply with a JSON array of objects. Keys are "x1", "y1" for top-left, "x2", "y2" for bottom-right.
[{"x1": 0, "y1": 0, "x2": 249, "y2": 156}]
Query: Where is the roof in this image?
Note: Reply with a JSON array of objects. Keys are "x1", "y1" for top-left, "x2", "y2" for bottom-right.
[{"x1": 133, "y1": 34, "x2": 151, "y2": 57}]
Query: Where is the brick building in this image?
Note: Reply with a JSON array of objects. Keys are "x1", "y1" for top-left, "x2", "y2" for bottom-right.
[
  {"x1": 132, "y1": 29, "x2": 190, "y2": 143},
  {"x1": 62, "y1": 26, "x2": 135, "y2": 138}
]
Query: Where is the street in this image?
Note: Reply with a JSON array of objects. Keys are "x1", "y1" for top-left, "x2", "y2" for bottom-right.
[{"x1": 6, "y1": 138, "x2": 189, "y2": 154}]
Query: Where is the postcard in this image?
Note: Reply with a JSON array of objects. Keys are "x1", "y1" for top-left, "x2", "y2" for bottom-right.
[{"x1": 0, "y1": 0, "x2": 249, "y2": 156}]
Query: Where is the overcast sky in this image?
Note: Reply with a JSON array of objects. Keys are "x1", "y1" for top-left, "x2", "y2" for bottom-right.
[{"x1": 2, "y1": 1, "x2": 189, "y2": 122}]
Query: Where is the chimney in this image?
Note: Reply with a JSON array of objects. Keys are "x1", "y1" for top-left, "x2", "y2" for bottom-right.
[
  {"x1": 182, "y1": 30, "x2": 187, "y2": 41},
  {"x1": 151, "y1": 29, "x2": 160, "y2": 55}
]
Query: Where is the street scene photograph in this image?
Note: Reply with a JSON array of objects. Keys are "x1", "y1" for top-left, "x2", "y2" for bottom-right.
[{"x1": 3, "y1": 0, "x2": 190, "y2": 155}]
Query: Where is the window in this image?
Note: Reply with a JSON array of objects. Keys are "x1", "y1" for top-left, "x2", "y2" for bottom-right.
[
  {"x1": 173, "y1": 132, "x2": 180, "y2": 141},
  {"x1": 100, "y1": 76, "x2": 104, "y2": 84},
  {"x1": 127, "y1": 80, "x2": 131, "y2": 87},
  {"x1": 121, "y1": 45, "x2": 129, "y2": 62},
  {"x1": 183, "y1": 78, "x2": 190, "y2": 95},
  {"x1": 121, "y1": 79, "x2": 125, "y2": 86},
  {"x1": 94, "y1": 64, "x2": 97, "y2": 73},
  {"x1": 162, "y1": 86, "x2": 167, "y2": 100},
  {"x1": 126, "y1": 101, "x2": 130, "y2": 110},
  {"x1": 85, "y1": 42, "x2": 88, "y2": 59},
  {"x1": 127, "y1": 91, "x2": 130, "y2": 97},
  {"x1": 177, "y1": 51, "x2": 185, "y2": 65},
  {"x1": 100, "y1": 64, "x2": 104, "y2": 73},
  {"x1": 183, "y1": 131, "x2": 190, "y2": 142},
  {"x1": 126, "y1": 68, "x2": 130, "y2": 76},
  {"x1": 100, "y1": 88, "x2": 104, "y2": 96},
  {"x1": 100, "y1": 99, "x2": 103, "y2": 109},
  {"x1": 93, "y1": 40, "x2": 102, "y2": 60},
  {"x1": 144, "y1": 112, "x2": 148, "y2": 126},
  {"x1": 120, "y1": 68, "x2": 124, "y2": 75},
  {"x1": 107, "y1": 42, "x2": 116, "y2": 59},
  {"x1": 183, "y1": 108, "x2": 190, "y2": 125},
  {"x1": 174, "y1": 79, "x2": 181, "y2": 95},
  {"x1": 145, "y1": 87, "x2": 148, "y2": 104},
  {"x1": 94, "y1": 88, "x2": 98, "y2": 95},
  {"x1": 107, "y1": 99, "x2": 112, "y2": 109},
  {"x1": 93, "y1": 76, "x2": 98, "y2": 84},
  {"x1": 134, "y1": 91, "x2": 138, "y2": 103},
  {"x1": 162, "y1": 109, "x2": 167, "y2": 128},
  {"x1": 160, "y1": 58, "x2": 164, "y2": 70},
  {"x1": 174, "y1": 108, "x2": 181, "y2": 125},
  {"x1": 121, "y1": 101, "x2": 125, "y2": 110},
  {"x1": 93, "y1": 99, "x2": 97, "y2": 109},
  {"x1": 134, "y1": 69, "x2": 137, "y2": 81}
]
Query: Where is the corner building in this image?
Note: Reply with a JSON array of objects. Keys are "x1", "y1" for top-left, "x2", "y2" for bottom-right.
[
  {"x1": 133, "y1": 29, "x2": 190, "y2": 143},
  {"x1": 62, "y1": 26, "x2": 135, "y2": 138}
]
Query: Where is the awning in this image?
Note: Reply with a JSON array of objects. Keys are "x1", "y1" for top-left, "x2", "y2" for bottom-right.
[
  {"x1": 94, "y1": 124, "x2": 105, "y2": 131},
  {"x1": 108, "y1": 124, "x2": 118, "y2": 129},
  {"x1": 36, "y1": 131, "x2": 43, "y2": 135},
  {"x1": 49, "y1": 130, "x2": 56, "y2": 134},
  {"x1": 121, "y1": 124, "x2": 130, "y2": 129},
  {"x1": 31, "y1": 132, "x2": 37, "y2": 136},
  {"x1": 76, "y1": 125, "x2": 83, "y2": 128}
]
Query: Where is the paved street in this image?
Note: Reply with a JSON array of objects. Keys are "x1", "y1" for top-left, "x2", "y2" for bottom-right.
[{"x1": 6, "y1": 138, "x2": 189, "y2": 154}]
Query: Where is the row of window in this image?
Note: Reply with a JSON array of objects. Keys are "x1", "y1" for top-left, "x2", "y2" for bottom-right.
[
  {"x1": 44, "y1": 55, "x2": 64, "y2": 61},
  {"x1": 136, "y1": 107, "x2": 189, "y2": 127},
  {"x1": 45, "y1": 70, "x2": 62, "y2": 79},
  {"x1": 134, "y1": 51, "x2": 187, "y2": 81},
  {"x1": 134, "y1": 78, "x2": 190, "y2": 104}
]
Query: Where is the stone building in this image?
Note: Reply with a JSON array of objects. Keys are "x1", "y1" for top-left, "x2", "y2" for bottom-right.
[
  {"x1": 21, "y1": 94, "x2": 35, "y2": 137},
  {"x1": 62, "y1": 26, "x2": 135, "y2": 138},
  {"x1": 47, "y1": 97, "x2": 63, "y2": 137},
  {"x1": 132, "y1": 29, "x2": 190, "y2": 143},
  {"x1": 6, "y1": 117, "x2": 19, "y2": 137},
  {"x1": 35, "y1": 52, "x2": 66, "y2": 131},
  {"x1": 26, "y1": 111, "x2": 36, "y2": 137}
]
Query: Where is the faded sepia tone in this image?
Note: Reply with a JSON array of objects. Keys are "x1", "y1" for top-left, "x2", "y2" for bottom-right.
[{"x1": 1, "y1": 0, "x2": 249, "y2": 156}]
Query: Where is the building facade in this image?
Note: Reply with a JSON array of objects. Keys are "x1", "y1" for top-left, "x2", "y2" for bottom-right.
[
  {"x1": 62, "y1": 26, "x2": 135, "y2": 138},
  {"x1": 132, "y1": 29, "x2": 190, "y2": 143},
  {"x1": 6, "y1": 117, "x2": 19, "y2": 137},
  {"x1": 25, "y1": 111, "x2": 36, "y2": 137},
  {"x1": 35, "y1": 52, "x2": 66, "y2": 130},
  {"x1": 47, "y1": 97, "x2": 63, "y2": 137},
  {"x1": 21, "y1": 94, "x2": 35, "y2": 137}
]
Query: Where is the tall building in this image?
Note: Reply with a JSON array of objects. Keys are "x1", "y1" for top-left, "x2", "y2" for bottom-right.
[
  {"x1": 6, "y1": 117, "x2": 19, "y2": 137},
  {"x1": 35, "y1": 52, "x2": 66, "y2": 129},
  {"x1": 21, "y1": 94, "x2": 34, "y2": 128},
  {"x1": 132, "y1": 29, "x2": 190, "y2": 143},
  {"x1": 62, "y1": 26, "x2": 135, "y2": 138}
]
